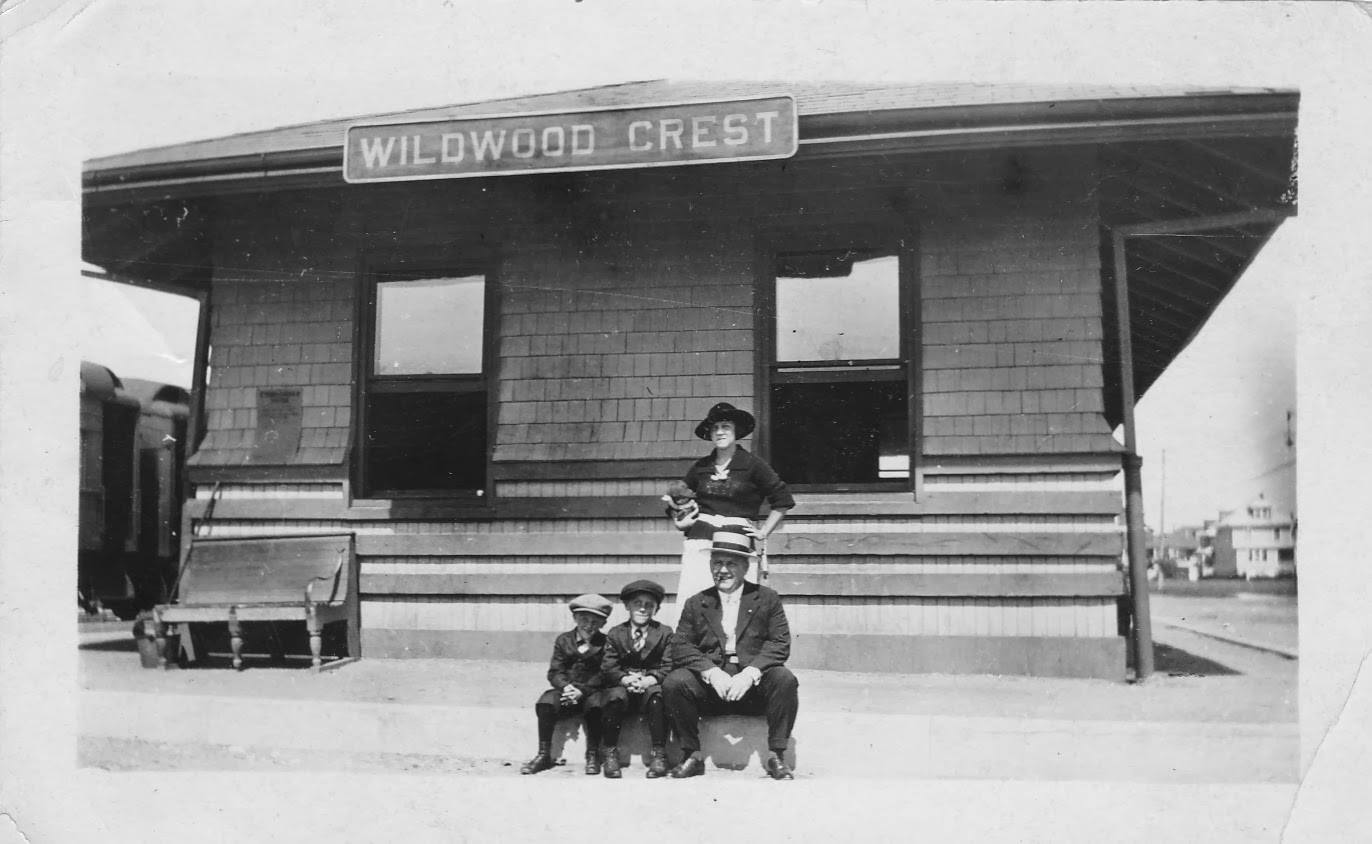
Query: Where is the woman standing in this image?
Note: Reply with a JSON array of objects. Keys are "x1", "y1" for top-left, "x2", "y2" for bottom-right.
[{"x1": 665, "y1": 402, "x2": 794, "y2": 621}]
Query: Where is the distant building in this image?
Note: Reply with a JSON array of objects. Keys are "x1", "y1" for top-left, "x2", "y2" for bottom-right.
[
  {"x1": 1146, "y1": 523, "x2": 1210, "y2": 579},
  {"x1": 1147, "y1": 525, "x2": 1205, "y2": 561},
  {"x1": 1147, "y1": 523, "x2": 1209, "y2": 574},
  {"x1": 1212, "y1": 493, "x2": 1296, "y2": 578}
]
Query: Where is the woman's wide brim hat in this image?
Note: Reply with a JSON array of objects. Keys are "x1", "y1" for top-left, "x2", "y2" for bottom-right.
[{"x1": 694, "y1": 402, "x2": 756, "y2": 441}]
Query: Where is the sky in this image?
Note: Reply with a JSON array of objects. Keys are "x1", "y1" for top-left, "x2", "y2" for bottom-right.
[
  {"x1": 76, "y1": 270, "x2": 199, "y2": 387},
  {"x1": 1133, "y1": 223, "x2": 1298, "y2": 528}
]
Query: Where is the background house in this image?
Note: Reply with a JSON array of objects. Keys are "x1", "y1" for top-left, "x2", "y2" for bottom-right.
[{"x1": 1212, "y1": 493, "x2": 1297, "y2": 578}]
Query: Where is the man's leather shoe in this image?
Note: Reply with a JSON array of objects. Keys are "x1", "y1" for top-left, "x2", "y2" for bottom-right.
[
  {"x1": 764, "y1": 753, "x2": 794, "y2": 780},
  {"x1": 601, "y1": 747, "x2": 622, "y2": 779},
  {"x1": 645, "y1": 747, "x2": 670, "y2": 779},
  {"x1": 668, "y1": 755, "x2": 705, "y2": 778},
  {"x1": 584, "y1": 749, "x2": 601, "y2": 775}
]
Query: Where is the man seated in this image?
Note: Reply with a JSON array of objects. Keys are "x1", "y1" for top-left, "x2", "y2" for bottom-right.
[{"x1": 662, "y1": 529, "x2": 799, "y2": 781}]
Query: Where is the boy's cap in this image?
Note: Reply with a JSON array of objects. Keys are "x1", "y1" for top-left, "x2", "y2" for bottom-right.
[
  {"x1": 569, "y1": 593, "x2": 613, "y2": 618},
  {"x1": 619, "y1": 579, "x2": 666, "y2": 605}
]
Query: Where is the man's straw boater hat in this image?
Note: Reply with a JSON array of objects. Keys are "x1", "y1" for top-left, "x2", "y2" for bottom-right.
[{"x1": 709, "y1": 529, "x2": 757, "y2": 560}]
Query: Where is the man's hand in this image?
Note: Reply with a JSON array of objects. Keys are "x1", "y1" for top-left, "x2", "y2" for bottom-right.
[
  {"x1": 623, "y1": 672, "x2": 654, "y2": 693},
  {"x1": 560, "y1": 685, "x2": 584, "y2": 704},
  {"x1": 634, "y1": 675, "x2": 658, "y2": 694},
  {"x1": 723, "y1": 672, "x2": 754, "y2": 702},
  {"x1": 704, "y1": 667, "x2": 732, "y2": 698}
]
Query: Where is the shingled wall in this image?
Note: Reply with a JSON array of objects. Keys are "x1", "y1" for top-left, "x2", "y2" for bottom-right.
[
  {"x1": 180, "y1": 150, "x2": 1128, "y2": 678},
  {"x1": 494, "y1": 225, "x2": 755, "y2": 463},
  {"x1": 920, "y1": 151, "x2": 1116, "y2": 458},
  {"x1": 188, "y1": 149, "x2": 1117, "y2": 473},
  {"x1": 190, "y1": 192, "x2": 357, "y2": 468}
]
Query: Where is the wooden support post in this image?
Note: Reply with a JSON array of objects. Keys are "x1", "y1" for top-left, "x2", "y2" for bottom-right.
[
  {"x1": 187, "y1": 285, "x2": 212, "y2": 455},
  {"x1": 1112, "y1": 230, "x2": 1155, "y2": 681},
  {"x1": 1122, "y1": 454, "x2": 1154, "y2": 679}
]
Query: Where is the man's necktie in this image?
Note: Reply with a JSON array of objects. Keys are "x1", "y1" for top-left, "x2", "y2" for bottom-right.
[{"x1": 632, "y1": 627, "x2": 645, "y2": 652}]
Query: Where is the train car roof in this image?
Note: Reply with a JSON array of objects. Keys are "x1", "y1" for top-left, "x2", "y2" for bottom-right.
[
  {"x1": 80, "y1": 360, "x2": 128, "y2": 403},
  {"x1": 120, "y1": 377, "x2": 191, "y2": 408}
]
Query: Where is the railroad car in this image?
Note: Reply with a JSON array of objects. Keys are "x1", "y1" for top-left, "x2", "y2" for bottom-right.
[{"x1": 79, "y1": 361, "x2": 188, "y2": 619}]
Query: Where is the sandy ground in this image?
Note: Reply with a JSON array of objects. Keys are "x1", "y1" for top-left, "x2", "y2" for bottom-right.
[{"x1": 59, "y1": 588, "x2": 1308, "y2": 842}]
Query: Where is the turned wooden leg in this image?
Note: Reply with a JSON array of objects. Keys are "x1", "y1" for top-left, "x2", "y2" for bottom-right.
[
  {"x1": 228, "y1": 610, "x2": 244, "y2": 671},
  {"x1": 153, "y1": 618, "x2": 168, "y2": 670},
  {"x1": 307, "y1": 611, "x2": 322, "y2": 672}
]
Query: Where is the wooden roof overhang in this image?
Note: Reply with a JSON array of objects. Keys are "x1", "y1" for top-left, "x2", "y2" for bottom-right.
[
  {"x1": 81, "y1": 83, "x2": 1297, "y2": 409},
  {"x1": 1098, "y1": 131, "x2": 1297, "y2": 420}
]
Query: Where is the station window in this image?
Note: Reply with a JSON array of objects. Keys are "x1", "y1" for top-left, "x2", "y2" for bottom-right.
[
  {"x1": 764, "y1": 243, "x2": 914, "y2": 489},
  {"x1": 360, "y1": 266, "x2": 490, "y2": 496}
]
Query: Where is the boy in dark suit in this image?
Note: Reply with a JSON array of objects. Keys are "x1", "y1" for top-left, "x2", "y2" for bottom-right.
[
  {"x1": 663, "y1": 530, "x2": 799, "y2": 780},
  {"x1": 598, "y1": 579, "x2": 674, "y2": 779},
  {"x1": 519, "y1": 593, "x2": 614, "y2": 775}
]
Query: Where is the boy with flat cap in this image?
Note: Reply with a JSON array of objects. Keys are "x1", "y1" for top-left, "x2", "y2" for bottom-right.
[
  {"x1": 598, "y1": 579, "x2": 674, "y2": 779},
  {"x1": 520, "y1": 593, "x2": 614, "y2": 775}
]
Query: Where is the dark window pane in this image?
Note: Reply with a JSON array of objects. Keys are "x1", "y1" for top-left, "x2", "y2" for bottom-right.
[
  {"x1": 374, "y1": 275, "x2": 484, "y2": 375},
  {"x1": 364, "y1": 391, "x2": 486, "y2": 493},
  {"x1": 769, "y1": 381, "x2": 908, "y2": 484},
  {"x1": 775, "y1": 252, "x2": 900, "y2": 362}
]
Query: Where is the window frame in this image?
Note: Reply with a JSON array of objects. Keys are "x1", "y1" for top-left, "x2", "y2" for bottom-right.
[
  {"x1": 355, "y1": 255, "x2": 499, "y2": 501},
  {"x1": 754, "y1": 226, "x2": 920, "y2": 494}
]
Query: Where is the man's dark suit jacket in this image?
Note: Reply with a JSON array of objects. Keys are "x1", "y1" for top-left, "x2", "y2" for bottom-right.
[
  {"x1": 671, "y1": 581, "x2": 791, "y2": 674},
  {"x1": 600, "y1": 619, "x2": 674, "y2": 686},
  {"x1": 546, "y1": 629, "x2": 608, "y2": 693}
]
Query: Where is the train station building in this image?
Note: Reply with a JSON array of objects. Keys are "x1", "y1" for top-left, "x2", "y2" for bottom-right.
[{"x1": 81, "y1": 80, "x2": 1298, "y2": 679}]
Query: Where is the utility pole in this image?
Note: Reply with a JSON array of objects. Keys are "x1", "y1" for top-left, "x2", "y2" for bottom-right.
[{"x1": 1159, "y1": 449, "x2": 1166, "y2": 563}]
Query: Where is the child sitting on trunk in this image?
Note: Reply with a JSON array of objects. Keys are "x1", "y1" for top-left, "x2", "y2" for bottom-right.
[
  {"x1": 519, "y1": 593, "x2": 613, "y2": 775},
  {"x1": 597, "y1": 579, "x2": 674, "y2": 778}
]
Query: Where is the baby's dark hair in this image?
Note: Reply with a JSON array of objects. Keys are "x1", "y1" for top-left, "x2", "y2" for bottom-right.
[{"x1": 665, "y1": 480, "x2": 695, "y2": 501}]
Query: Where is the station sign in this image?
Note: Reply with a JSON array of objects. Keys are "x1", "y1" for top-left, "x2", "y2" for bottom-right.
[{"x1": 344, "y1": 95, "x2": 797, "y2": 183}]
